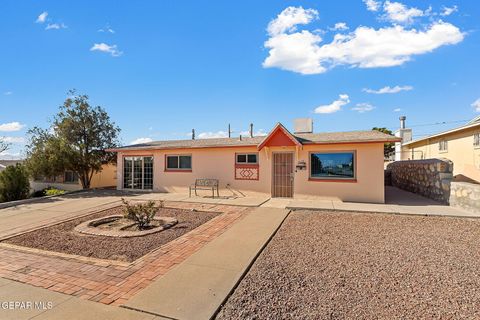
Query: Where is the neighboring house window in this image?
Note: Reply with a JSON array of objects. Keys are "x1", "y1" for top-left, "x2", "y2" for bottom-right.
[
  {"x1": 165, "y1": 155, "x2": 192, "y2": 171},
  {"x1": 123, "y1": 156, "x2": 153, "y2": 189},
  {"x1": 64, "y1": 171, "x2": 79, "y2": 183},
  {"x1": 310, "y1": 152, "x2": 355, "y2": 180},
  {"x1": 439, "y1": 140, "x2": 448, "y2": 152},
  {"x1": 474, "y1": 133, "x2": 480, "y2": 148},
  {"x1": 236, "y1": 153, "x2": 258, "y2": 164}
]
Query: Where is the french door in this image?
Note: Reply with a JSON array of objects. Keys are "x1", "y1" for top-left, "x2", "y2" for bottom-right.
[{"x1": 123, "y1": 156, "x2": 153, "y2": 189}]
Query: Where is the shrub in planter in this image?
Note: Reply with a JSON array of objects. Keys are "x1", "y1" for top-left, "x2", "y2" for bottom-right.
[
  {"x1": 0, "y1": 164, "x2": 30, "y2": 202},
  {"x1": 121, "y1": 198, "x2": 164, "y2": 230}
]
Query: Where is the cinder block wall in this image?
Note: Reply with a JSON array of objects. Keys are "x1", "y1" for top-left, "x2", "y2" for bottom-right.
[{"x1": 386, "y1": 158, "x2": 453, "y2": 204}]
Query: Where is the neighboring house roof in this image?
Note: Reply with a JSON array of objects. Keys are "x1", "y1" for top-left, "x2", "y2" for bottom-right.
[
  {"x1": 403, "y1": 118, "x2": 480, "y2": 147},
  {"x1": 109, "y1": 124, "x2": 399, "y2": 152},
  {"x1": 0, "y1": 160, "x2": 24, "y2": 172},
  {"x1": 0, "y1": 160, "x2": 24, "y2": 167}
]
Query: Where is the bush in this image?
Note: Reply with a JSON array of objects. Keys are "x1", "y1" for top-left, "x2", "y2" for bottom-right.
[
  {"x1": 121, "y1": 198, "x2": 164, "y2": 230},
  {"x1": 31, "y1": 187, "x2": 66, "y2": 198},
  {"x1": 0, "y1": 164, "x2": 30, "y2": 202},
  {"x1": 44, "y1": 187, "x2": 65, "y2": 196}
]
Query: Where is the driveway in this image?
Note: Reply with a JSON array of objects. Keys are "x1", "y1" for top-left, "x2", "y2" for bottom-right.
[{"x1": 0, "y1": 191, "x2": 122, "y2": 239}]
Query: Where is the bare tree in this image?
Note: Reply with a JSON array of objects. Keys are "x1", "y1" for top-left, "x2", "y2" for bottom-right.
[{"x1": 0, "y1": 138, "x2": 10, "y2": 154}]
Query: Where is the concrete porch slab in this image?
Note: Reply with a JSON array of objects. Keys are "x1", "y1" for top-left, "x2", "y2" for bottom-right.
[{"x1": 124, "y1": 207, "x2": 290, "y2": 320}]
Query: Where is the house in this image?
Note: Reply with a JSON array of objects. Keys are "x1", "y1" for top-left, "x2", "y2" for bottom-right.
[
  {"x1": 0, "y1": 160, "x2": 24, "y2": 173},
  {"x1": 30, "y1": 164, "x2": 117, "y2": 192},
  {"x1": 399, "y1": 116, "x2": 480, "y2": 183},
  {"x1": 108, "y1": 119, "x2": 399, "y2": 203}
]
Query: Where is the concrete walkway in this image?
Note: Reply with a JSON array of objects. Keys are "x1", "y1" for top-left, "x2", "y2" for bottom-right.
[
  {"x1": 0, "y1": 278, "x2": 163, "y2": 320},
  {"x1": 261, "y1": 186, "x2": 476, "y2": 217},
  {"x1": 124, "y1": 207, "x2": 290, "y2": 320}
]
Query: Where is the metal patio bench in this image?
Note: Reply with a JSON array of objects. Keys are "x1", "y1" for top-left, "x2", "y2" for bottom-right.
[{"x1": 189, "y1": 179, "x2": 220, "y2": 198}]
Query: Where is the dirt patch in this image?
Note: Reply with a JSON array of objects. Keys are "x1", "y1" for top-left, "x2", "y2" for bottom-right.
[
  {"x1": 3, "y1": 206, "x2": 219, "y2": 262},
  {"x1": 217, "y1": 210, "x2": 480, "y2": 319}
]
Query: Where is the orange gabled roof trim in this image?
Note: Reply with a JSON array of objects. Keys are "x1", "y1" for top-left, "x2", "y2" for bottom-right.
[{"x1": 257, "y1": 123, "x2": 302, "y2": 150}]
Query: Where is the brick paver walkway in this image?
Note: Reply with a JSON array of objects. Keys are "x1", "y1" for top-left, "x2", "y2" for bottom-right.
[{"x1": 0, "y1": 202, "x2": 249, "y2": 306}]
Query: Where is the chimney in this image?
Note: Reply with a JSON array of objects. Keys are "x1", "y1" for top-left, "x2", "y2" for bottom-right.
[
  {"x1": 249, "y1": 123, "x2": 253, "y2": 138},
  {"x1": 294, "y1": 118, "x2": 313, "y2": 134},
  {"x1": 394, "y1": 115, "x2": 412, "y2": 161},
  {"x1": 228, "y1": 124, "x2": 232, "y2": 138},
  {"x1": 399, "y1": 116, "x2": 406, "y2": 129},
  {"x1": 192, "y1": 129, "x2": 195, "y2": 140}
]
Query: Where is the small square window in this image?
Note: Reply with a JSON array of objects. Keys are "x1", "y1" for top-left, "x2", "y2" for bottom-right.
[{"x1": 237, "y1": 154, "x2": 247, "y2": 163}]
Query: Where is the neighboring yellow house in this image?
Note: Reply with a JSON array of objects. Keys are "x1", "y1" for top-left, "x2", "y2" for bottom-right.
[
  {"x1": 108, "y1": 120, "x2": 399, "y2": 203},
  {"x1": 31, "y1": 163, "x2": 117, "y2": 191},
  {"x1": 401, "y1": 116, "x2": 480, "y2": 183}
]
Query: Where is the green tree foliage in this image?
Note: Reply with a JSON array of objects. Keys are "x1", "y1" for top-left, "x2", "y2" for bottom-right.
[
  {"x1": 0, "y1": 164, "x2": 30, "y2": 202},
  {"x1": 25, "y1": 90, "x2": 120, "y2": 189},
  {"x1": 372, "y1": 127, "x2": 395, "y2": 158}
]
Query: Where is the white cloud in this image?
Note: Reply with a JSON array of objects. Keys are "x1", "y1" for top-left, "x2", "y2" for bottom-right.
[
  {"x1": 352, "y1": 103, "x2": 375, "y2": 113},
  {"x1": 45, "y1": 23, "x2": 67, "y2": 30},
  {"x1": 36, "y1": 11, "x2": 48, "y2": 23},
  {"x1": 3, "y1": 91, "x2": 12, "y2": 96},
  {"x1": 263, "y1": 5, "x2": 464, "y2": 75},
  {"x1": 441, "y1": 5, "x2": 458, "y2": 16},
  {"x1": 197, "y1": 131, "x2": 229, "y2": 139},
  {"x1": 267, "y1": 6, "x2": 318, "y2": 36},
  {"x1": 0, "y1": 151, "x2": 22, "y2": 160},
  {"x1": 130, "y1": 137, "x2": 153, "y2": 145},
  {"x1": 98, "y1": 25, "x2": 115, "y2": 34},
  {"x1": 383, "y1": 1, "x2": 424, "y2": 24},
  {"x1": 0, "y1": 122, "x2": 25, "y2": 132},
  {"x1": 363, "y1": 85, "x2": 413, "y2": 94},
  {"x1": 90, "y1": 43, "x2": 123, "y2": 57},
  {"x1": 364, "y1": 0, "x2": 381, "y2": 12},
  {"x1": 1, "y1": 136, "x2": 25, "y2": 143},
  {"x1": 332, "y1": 22, "x2": 349, "y2": 31},
  {"x1": 393, "y1": 108, "x2": 402, "y2": 112},
  {"x1": 471, "y1": 99, "x2": 480, "y2": 112},
  {"x1": 314, "y1": 94, "x2": 350, "y2": 114}
]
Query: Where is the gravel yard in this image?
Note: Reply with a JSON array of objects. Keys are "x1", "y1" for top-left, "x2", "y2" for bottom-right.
[
  {"x1": 3, "y1": 206, "x2": 219, "y2": 262},
  {"x1": 217, "y1": 210, "x2": 480, "y2": 319}
]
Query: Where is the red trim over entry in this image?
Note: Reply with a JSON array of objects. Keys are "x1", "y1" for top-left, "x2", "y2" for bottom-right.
[{"x1": 258, "y1": 123, "x2": 301, "y2": 150}]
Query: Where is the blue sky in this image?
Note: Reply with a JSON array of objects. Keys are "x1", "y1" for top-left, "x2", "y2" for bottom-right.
[{"x1": 1, "y1": 0, "x2": 479, "y2": 159}]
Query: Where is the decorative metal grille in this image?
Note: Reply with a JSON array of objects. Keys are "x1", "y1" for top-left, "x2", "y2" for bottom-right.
[{"x1": 272, "y1": 153, "x2": 294, "y2": 198}]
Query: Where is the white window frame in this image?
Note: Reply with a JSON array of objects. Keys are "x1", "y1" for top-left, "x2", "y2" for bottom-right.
[
  {"x1": 439, "y1": 139, "x2": 448, "y2": 153},
  {"x1": 474, "y1": 132, "x2": 480, "y2": 148},
  {"x1": 236, "y1": 153, "x2": 258, "y2": 164}
]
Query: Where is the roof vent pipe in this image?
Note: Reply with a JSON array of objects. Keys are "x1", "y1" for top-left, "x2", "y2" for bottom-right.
[
  {"x1": 239, "y1": 134, "x2": 242, "y2": 141},
  {"x1": 399, "y1": 116, "x2": 406, "y2": 129},
  {"x1": 249, "y1": 123, "x2": 253, "y2": 138},
  {"x1": 192, "y1": 129, "x2": 195, "y2": 140},
  {"x1": 228, "y1": 124, "x2": 232, "y2": 138}
]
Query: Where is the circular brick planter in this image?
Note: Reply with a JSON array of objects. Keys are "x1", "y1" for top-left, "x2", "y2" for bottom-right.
[{"x1": 74, "y1": 215, "x2": 178, "y2": 238}]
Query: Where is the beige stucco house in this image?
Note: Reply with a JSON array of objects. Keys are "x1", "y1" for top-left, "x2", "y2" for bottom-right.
[
  {"x1": 109, "y1": 121, "x2": 399, "y2": 203},
  {"x1": 400, "y1": 116, "x2": 480, "y2": 183},
  {"x1": 31, "y1": 164, "x2": 117, "y2": 192}
]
